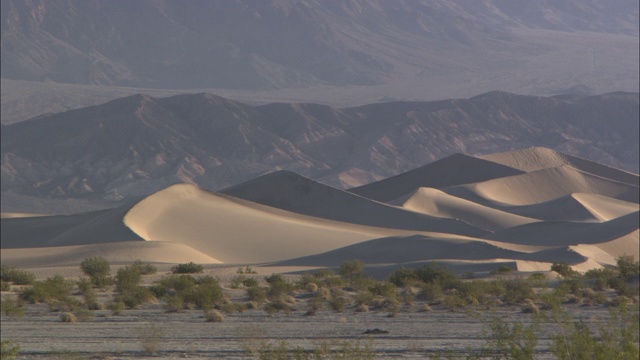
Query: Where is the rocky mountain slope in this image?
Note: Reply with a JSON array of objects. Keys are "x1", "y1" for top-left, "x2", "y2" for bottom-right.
[
  {"x1": 2, "y1": 0, "x2": 638, "y2": 95},
  {"x1": 1, "y1": 91, "x2": 637, "y2": 206}
]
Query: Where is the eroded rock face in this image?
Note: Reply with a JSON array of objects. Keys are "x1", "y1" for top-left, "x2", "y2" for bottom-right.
[{"x1": 1, "y1": 92, "x2": 638, "y2": 203}]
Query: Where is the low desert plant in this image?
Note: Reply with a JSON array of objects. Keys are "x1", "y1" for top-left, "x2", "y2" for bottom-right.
[
  {"x1": 504, "y1": 278, "x2": 536, "y2": 304},
  {"x1": 551, "y1": 262, "x2": 579, "y2": 278},
  {"x1": 339, "y1": 260, "x2": 365, "y2": 280},
  {"x1": 131, "y1": 260, "x2": 157, "y2": 275},
  {"x1": 60, "y1": 312, "x2": 77, "y2": 323},
  {"x1": 205, "y1": 309, "x2": 225, "y2": 322},
  {"x1": 0, "y1": 266, "x2": 36, "y2": 285},
  {"x1": 80, "y1": 257, "x2": 112, "y2": 287},
  {"x1": 136, "y1": 324, "x2": 164, "y2": 354},
  {"x1": 1, "y1": 340, "x2": 21, "y2": 359},
  {"x1": 1, "y1": 296, "x2": 24, "y2": 318},
  {"x1": 21, "y1": 274, "x2": 75, "y2": 305},
  {"x1": 107, "y1": 301, "x2": 125, "y2": 315},
  {"x1": 246, "y1": 285, "x2": 267, "y2": 304},
  {"x1": 171, "y1": 262, "x2": 204, "y2": 274}
]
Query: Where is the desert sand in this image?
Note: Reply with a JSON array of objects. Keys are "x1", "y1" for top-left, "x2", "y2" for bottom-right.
[{"x1": 1, "y1": 147, "x2": 638, "y2": 277}]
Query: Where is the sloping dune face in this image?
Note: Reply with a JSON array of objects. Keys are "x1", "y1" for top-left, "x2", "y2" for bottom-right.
[
  {"x1": 4, "y1": 146, "x2": 637, "y2": 275},
  {"x1": 400, "y1": 187, "x2": 537, "y2": 231},
  {"x1": 445, "y1": 165, "x2": 638, "y2": 206},
  {"x1": 221, "y1": 170, "x2": 486, "y2": 237},
  {"x1": 348, "y1": 154, "x2": 525, "y2": 203},
  {"x1": 123, "y1": 184, "x2": 420, "y2": 264}
]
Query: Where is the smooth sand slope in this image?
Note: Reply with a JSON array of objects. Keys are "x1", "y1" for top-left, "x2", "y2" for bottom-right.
[
  {"x1": 444, "y1": 165, "x2": 638, "y2": 206},
  {"x1": 0, "y1": 241, "x2": 221, "y2": 269},
  {"x1": 348, "y1": 153, "x2": 525, "y2": 203},
  {"x1": 480, "y1": 147, "x2": 640, "y2": 186},
  {"x1": 399, "y1": 187, "x2": 537, "y2": 231},
  {"x1": 123, "y1": 183, "x2": 444, "y2": 264},
  {"x1": 3, "y1": 147, "x2": 637, "y2": 275},
  {"x1": 0, "y1": 206, "x2": 142, "y2": 248},
  {"x1": 221, "y1": 171, "x2": 486, "y2": 236}
]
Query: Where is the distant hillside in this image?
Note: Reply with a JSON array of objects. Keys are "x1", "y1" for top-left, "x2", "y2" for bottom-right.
[
  {"x1": 1, "y1": 0, "x2": 638, "y2": 96},
  {"x1": 1, "y1": 91, "x2": 637, "y2": 204}
]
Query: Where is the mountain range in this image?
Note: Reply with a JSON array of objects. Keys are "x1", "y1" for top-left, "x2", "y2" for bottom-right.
[
  {"x1": 2, "y1": 0, "x2": 638, "y2": 99},
  {"x1": 1, "y1": 91, "x2": 638, "y2": 210}
]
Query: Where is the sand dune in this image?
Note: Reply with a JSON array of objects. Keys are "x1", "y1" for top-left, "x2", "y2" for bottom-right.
[
  {"x1": 123, "y1": 184, "x2": 442, "y2": 264},
  {"x1": 444, "y1": 165, "x2": 638, "y2": 207},
  {"x1": 481, "y1": 147, "x2": 639, "y2": 186},
  {"x1": 3, "y1": 147, "x2": 637, "y2": 275},
  {"x1": 1, "y1": 206, "x2": 141, "y2": 248},
  {"x1": 222, "y1": 170, "x2": 486, "y2": 236},
  {"x1": 400, "y1": 187, "x2": 537, "y2": 231},
  {"x1": 0, "y1": 241, "x2": 221, "y2": 268},
  {"x1": 485, "y1": 211, "x2": 639, "y2": 247},
  {"x1": 272, "y1": 235, "x2": 527, "y2": 267},
  {"x1": 348, "y1": 153, "x2": 524, "y2": 203}
]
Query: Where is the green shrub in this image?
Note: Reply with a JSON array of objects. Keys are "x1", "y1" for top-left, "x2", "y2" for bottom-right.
[
  {"x1": 165, "y1": 295, "x2": 184, "y2": 312},
  {"x1": 80, "y1": 257, "x2": 111, "y2": 287},
  {"x1": 1, "y1": 340, "x2": 21, "y2": 359},
  {"x1": 339, "y1": 260, "x2": 365, "y2": 280},
  {"x1": 493, "y1": 265, "x2": 514, "y2": 274},
  {"x1": 0, "y1": 266, "x2": 36, "y2": 285},
  {"x1": 504, "y1": 278, "x2": 535, "y2": 304},
  {"x1": 265, "y1": 274, "x2": 292, "y2": 299},
  {"x1": 118, "y1": 286, "x2": 154, "y2": 308},
  {"x1": 388, "y1": 267, "x2": 418, "y2": 287},
  {"x1": 184, "y1": 281, "x2": 224, "y2": 310},
  {"x1": 551, "y1": 262, "x2": 578, "y2": 278},
  {"x1": 483, "y1": 317, "x2": 538, "y2": 360},
  {"x1": 417, "y1": 282, "x2": 444, "y2": 302},
  {"x1": 616, "y1": 255, "x2": 640, "y2": 280},
  {"x1": 115, "y1": 265, "x2": 142, "y2": 292},
  {"x1": 131, "y1": 260, "x2": 157, "y2": 275},
  {"x1": 415, "y1": 263, "x2": 461, "y2": 289},
  {"x1": 171, "y1": 262, "x2": 204, "y2": 274},
  {"x1": 1, "y1": 281, "x2": 10, "y2": 291},
  {"x1": 247, "y1": 286, "x2": 267, "y2": 304},
  {"x1": 369, "y1": 281, "x2": 397, "y2": 299},
  {"x1": 21, "y1": 274, "x2": 75, "y2": 304},
  {"x1": 1, "y1": 296, "x2": 24, "y2": 318},
  {"x1": 329, "y1": 296, "x2": 346, "y2": 312}
]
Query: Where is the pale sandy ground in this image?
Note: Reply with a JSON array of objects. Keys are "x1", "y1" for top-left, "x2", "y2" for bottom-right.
[{"x1": 1, "y1": 147, "x2": 638, "y2": 278}]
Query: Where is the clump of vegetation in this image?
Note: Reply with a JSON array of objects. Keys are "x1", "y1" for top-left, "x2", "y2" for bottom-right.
[
  {"x1": 131, "y1": 260, "x2": 157, "y2": 275},
  {"x1": 490, "y1": 265, "x2": 514, "y2": 275},
  {"x1": 171, "y1": 262, "x2": 204, "y2": 274},
  {"x1": 1, "y1": 340, "x2": 21, "y2": 360},
  {"x1": 0, "y1": 265, "x2": 36, "y2": 285},
  {"x1": 21, "y1": 274, "x2": 78, "y2": 310},
  {"x1": 1, "y1": 296, "x2": 24, "y2": 318},
  {"x1": 136, "y1": 324, "x2": 164, "y2": 354},
  {"x1": 205, "y1": 309, "x2": 225, "y2": 322},
  {"x1": 551, "y1": 262, "x2": 579, "y2": 278},
  {"x1": 80, "y1": 257, "x2": 112, "y2": 287},
  {"x1": 237, "y1": 266, "x2": 257, "y2": 274},
  {"x1": 114, "y1": 265, "x2": 154, "y2": 308},
  {"x1": 152, "y1": 274, "x2": 224, "y2": 311},
  {"x1": 60, "y1": 312, "x2": 77, "y2": 323}
]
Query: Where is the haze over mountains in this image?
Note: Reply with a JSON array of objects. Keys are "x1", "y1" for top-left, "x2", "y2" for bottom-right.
[
  {"x1": 1, "y1": 91, "x2": 637, "y2": 210},
  {"x1": 1, "y1": 0, "x2": 638, "y2": 124},
  {"x1": 2, "y1": 147, "x2": 637, "y2": 276}
]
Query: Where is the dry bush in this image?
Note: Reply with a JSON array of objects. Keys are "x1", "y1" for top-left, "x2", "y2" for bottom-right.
[
  {"x1": 136, "y1": 324, "x2": 164, "y2": 354},
  {"x1": 60, "y1": 312, "x2": 77, "y2": 323},
  {"x1": 205, "y1": 309, "x2": 225, "y2": 322}
]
